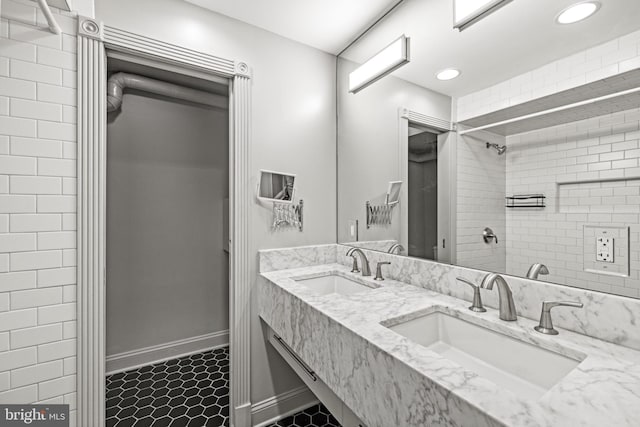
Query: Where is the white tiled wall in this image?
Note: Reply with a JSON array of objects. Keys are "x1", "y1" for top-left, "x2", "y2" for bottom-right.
[
  {"x1": 0, "y1": 0, "x2": 77, "y2": 419},
  {"x1": 456, "y1": 133, "x2": 506, "y2": 272},
  {"x1": 457, "y1": 29, "x2": 640, "y2": 121},
  {"x1": 506, "y1": 108, "x2": 640, "y2": 297}
]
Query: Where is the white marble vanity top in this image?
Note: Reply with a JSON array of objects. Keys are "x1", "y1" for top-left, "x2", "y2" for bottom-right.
[{"x1": 259, "y1": 263, "x2": 640, "y2": 427}]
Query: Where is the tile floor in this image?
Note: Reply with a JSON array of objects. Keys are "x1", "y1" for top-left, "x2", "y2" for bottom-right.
[
  {"x1": 106, "y1": 347, "x2": 230, "y2": 427},
  {"x1": 265, "y1": 404, "x2": 342, "y2": 427},
  {"x1": 105, "y1": 347, "x2": 340, "y2": 427}
]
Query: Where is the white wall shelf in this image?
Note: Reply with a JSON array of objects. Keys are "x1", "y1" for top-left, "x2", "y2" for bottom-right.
[{"x1": 458, "y1": 68, "x2": 640, "y2": 137}]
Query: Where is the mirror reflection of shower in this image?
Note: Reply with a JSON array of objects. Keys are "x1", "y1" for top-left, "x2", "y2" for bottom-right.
[{"x1": 486, "y1": 142, "x2": 507, "y2": 155}]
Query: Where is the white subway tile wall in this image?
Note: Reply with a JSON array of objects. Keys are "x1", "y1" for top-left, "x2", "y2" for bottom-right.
[
  {"x1": 457, "y1": 29, "x2": 640, "y2": 121},
  {"x1": 0, "y1": 1, "x2": 77, "y2": 422},
  {"x1": 506, "y1": 108, "x2": 640, "y2": 298},
  {"x1": 456, "y1": 135, "x2": 507, "y2": 271}
]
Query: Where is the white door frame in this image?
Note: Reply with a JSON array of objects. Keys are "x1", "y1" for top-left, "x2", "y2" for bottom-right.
[
  {"x1": 398, "y1": 108, "x2": 456, "y2": 263},
  {"x1": 76, "y1": 18, "x2": 253, "y2": 427}
]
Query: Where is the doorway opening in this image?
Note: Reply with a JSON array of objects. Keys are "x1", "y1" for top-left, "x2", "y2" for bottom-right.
[
  {"x1": 104, "y1": 52, "x2": 231, "y2": 426},
  {"x1": 407, "y1": 126, "x2": 439, "y2": 260}
]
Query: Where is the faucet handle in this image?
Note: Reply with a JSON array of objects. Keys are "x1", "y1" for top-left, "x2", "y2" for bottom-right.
[
  {"x1": 456, "y1": 277, "x2": 486, "y2": 313},
  {"x1": 542, "y1": 301, "x2": 583, "y2": 311},
  {"x1": 534, "y1": 300, "x2": 584, "y2": 335},
  {"x1": 374, "y1": 262, "x2": 391, "y2": 281},
  {"x1": 349, "y1": 255, "x2": 360, "y2": 273}
]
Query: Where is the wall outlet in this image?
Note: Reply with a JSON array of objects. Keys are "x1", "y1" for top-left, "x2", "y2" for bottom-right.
[{"x1": 596, "y1": 236, "x2": 614, "y2": 263}]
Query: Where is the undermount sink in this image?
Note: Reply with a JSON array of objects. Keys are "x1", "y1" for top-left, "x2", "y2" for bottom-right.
[
  {"x1": 386, "y1": 311, "x2": 583, "y2": 400},
  {"x1": 295, "y1": 273, "x2": 376, "y2": 296}
]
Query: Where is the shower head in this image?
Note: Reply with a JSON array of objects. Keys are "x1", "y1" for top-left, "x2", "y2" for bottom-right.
[{"x1": 486, "y1": 142, "x2": 507, "y2": 155}]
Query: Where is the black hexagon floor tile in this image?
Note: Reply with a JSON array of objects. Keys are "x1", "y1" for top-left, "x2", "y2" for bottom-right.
[
  {"x1": 106, "y1": 347, "x2": 229, "y2": 427},
  {"x1": 265, "y1": 404, "x2": 342, "y2": 427}
]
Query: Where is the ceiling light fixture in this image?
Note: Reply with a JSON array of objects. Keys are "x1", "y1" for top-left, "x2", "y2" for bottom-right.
[
  {"x1": 556, "y1": 1, "x2": 601, "y2": 24},
  {"x1": 454, "y1": 0, "x2": 513, "y2": 31},
  {"x1": 349, "y1": 35, "x2": 410, "y2": 94},
  {"x1": 436, "y1": 68, "x2": 461, "y2": 81}
]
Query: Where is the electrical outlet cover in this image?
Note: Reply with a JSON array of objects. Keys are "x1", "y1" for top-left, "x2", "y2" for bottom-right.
[
  {"x1": 584, "y1": 226, "x2": 629, "y2": 277},
  {"x1": 596, "y1": 236, "x2": 614, "y2": 263}
]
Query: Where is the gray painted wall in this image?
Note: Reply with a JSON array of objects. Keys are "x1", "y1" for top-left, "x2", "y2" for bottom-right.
[
  {"x1": 96, "y1": 0, "x2": 337, "y2": 410},
  {"x1": 106, "y1": 91, "x2": 229, "y2": 356},
  {"x1": 337, "y1": 57, "x2": 451, "y2": 244}
]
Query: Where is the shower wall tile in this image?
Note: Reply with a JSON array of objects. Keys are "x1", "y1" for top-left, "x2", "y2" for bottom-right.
[
  {"x1": 10, "y1": 98, "x2": 63, "y2": 122},
  {"x1": 10, "y1": 214, "x2": 61, "y2": 232},
  {"x1": 36, "y1": 195, "x2": 76, "y2": 213},
  {"x1": 456, "y1": 133, "x2": 506, "y2": 272},
  {"x1": 36, "y1": 83, "x2": 75, "y2": 106},
  {"x1": 10, "y1": 176, "x2": 62, "y2": 194},
  {"x1": 506, "y1": 108, "x2": 640, "y2": 298},
  {"x1": 10, "y1": 287, "x2": 63, "y2": 310},
  {"x1": 37, "y1": 158, "x2": 75, "y2": 177},
  {"x1": 0, "y1": 3, "x2": 77, "y2": 413},
  {"x1": 0, "y1": 76, "x2": 36, "y2": 100},
  {"x1": 0, "y1": 195, "x2": 36, "y2": 213},
  {"x1": 10, "y1": 137, "x2": 63, "y2": 159}
]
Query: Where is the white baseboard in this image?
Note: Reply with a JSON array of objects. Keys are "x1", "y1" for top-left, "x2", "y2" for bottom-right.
[
  {"x1": 106, "y1": 330, "x2": 229, "y2": 375},
  {"x1": 252, "y1": 385, "x2": 318, "y2": 427}
]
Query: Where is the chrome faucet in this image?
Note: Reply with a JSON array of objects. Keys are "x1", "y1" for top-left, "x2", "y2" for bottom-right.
[
  {"x1": 480, "y1": 273, "x2": 517, "y2": 321},
  {"x1": 526, "y1": 263, "x2": 549, "y2": 280},
  {"x1": 346, "y1": 248, "x2": 371, "y2": 276},
  {"x1": 387, "y1": 243, "x2": 405, "y2": 255}
]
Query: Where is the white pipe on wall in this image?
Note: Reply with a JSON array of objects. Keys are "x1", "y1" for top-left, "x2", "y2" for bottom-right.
[
  {"x1": 37, "y1": 0, "x2": 62, "y2": 34},
  {"x1": 106, "y1": 72, "x2": 226, "y2": 112}
]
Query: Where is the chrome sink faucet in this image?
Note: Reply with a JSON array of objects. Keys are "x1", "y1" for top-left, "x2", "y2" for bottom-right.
[
  {"x1": 346, "y1": 248, "x2": 371, "y2": 276},
  {"x1": 526, "y1": 263, "x2": 549, "y2": 280},
  {"x1": 480, "y1": 273, "x2": 517, "y2": 321},
  {"x1": 387, "y1": 243, "x2": 405, "y2": 255}
]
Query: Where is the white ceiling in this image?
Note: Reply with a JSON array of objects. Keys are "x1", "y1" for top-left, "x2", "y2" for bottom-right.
[
  {"x1": 341, "y1": 0, "x2": 640, "y2": 96},
  {"x1": 184, "y1": 0, "x2": 640, "y2": 97},
  {"x1": 184, "y1": 0, "x2": 398, "y2": 54}
]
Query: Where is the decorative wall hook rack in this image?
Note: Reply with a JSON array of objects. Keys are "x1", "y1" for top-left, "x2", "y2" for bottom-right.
[
  {"x1": 272, "y1": 200, "x2": 303, "y2": 231},
  {"x1": 366, "y1": 201, "x2": 394, "y2": 229}
]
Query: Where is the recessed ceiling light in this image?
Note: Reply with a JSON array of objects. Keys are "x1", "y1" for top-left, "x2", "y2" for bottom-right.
[
  {"x1": 556, "y1": 1, "x2": 601, "y2": 24},
  {"x1": 436, "y1": 69, "x2": 461, "y2": 81}
]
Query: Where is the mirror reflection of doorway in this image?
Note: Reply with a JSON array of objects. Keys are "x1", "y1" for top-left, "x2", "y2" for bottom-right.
[{"x1": 408, "y1": 127, "x2": 439, "y2": 260}]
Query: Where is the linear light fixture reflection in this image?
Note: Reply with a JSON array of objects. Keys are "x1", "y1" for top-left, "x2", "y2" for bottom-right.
[
  {"x1": 454, "y1": 0, "x2": 513, "y2": 31},
  {"x1": 349, "y1": 35, "x2": 410, "y2": 94}
]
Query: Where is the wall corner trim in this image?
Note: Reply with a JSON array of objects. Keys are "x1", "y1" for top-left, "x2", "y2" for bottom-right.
[
  {"x1": 235, "y1": 61, "x2": 251, "y2": 78},
  {"x1": 78, "y1": 16, "x2": 104, "y2": 41}
]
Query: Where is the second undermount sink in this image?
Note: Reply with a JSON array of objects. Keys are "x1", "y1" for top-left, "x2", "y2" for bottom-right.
[
  {"x1": 385, "y1": 310, "x2": 583, "y2": 400},
  {"x1": 295, "y1": 273, "x2": 377, "y2": 296}
]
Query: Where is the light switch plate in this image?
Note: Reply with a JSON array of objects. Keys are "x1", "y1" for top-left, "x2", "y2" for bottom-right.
[
  {"x1": 348, "y1": 220, "x2": 358, "y2": 240},
  {"x1": 596, "y1": 236, "x2": 614, "y2": 263}
]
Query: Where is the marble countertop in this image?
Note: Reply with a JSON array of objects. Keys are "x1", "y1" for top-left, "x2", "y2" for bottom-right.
[{"x1": 259, "y1": 263, "x2": 640, "y2": 427}]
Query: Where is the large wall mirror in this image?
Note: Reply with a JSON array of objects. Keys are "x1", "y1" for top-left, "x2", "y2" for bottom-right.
[{"x1": 337, "y1": 0, "x2": 640, "y2": 299}]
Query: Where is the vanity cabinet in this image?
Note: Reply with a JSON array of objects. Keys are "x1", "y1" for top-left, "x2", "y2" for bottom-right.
[{"x1": 266, "y1": 327, "x2": 367, "y2": 427}]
